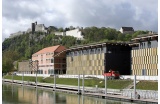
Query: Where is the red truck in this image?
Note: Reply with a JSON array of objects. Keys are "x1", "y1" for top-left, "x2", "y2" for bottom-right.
[{"x1": 103, "y1": 69, "x2": 120, "y2": 79}]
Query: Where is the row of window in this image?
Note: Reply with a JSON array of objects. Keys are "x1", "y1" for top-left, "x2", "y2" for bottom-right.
[
  {"x1": 67, "y1": 47, "x2": 105, "y2": 57},
  {"x1": 37, "y1": 69, "x2": 65, "y2": 74},
  {"x1": 32, "y1": 52, "x2": 54, "y2": 57},
  {"x1": 132, "y1": 40, "x2": 158, "y2": 50}
]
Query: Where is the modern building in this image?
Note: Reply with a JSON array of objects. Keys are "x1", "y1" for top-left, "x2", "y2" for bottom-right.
[
  {"x1": 129, "y1": 34, "x2": 158, "y2": 76},
  {"x1": 66, "y1": 42, "x2": 131, "y2": 75},
  {"x1": 119, "y1": 27, "x2": 134, "y2": 34},
  {"x1": 32, "y1": 45, "x2": 66, "y2": 74}
]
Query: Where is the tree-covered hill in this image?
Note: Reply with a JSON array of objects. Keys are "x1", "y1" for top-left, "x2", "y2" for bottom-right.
[{"x1": 2, "y1": 26, "x2": 149, "y2": 73}]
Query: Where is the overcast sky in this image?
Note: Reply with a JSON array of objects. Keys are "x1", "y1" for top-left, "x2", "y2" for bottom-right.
[{"x1": 2, "y1": 0, "x2": 158, "y2": 41}]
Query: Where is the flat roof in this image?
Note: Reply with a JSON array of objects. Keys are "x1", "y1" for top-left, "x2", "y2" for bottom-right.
[
  {"x1": 67, "y1": 42, "x2": 129, "y2": 51},
  {"x1": 131, "y1": 34, "x2": 158, "y2": 41}
]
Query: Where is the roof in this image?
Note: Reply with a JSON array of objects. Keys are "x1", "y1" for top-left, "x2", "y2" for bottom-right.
[
  {"x1": 131, "y1": 34, "x2": 158, "y2": 41},
  {"x1": 129, "y1": 34, "x2": 158, "y2": 46},
  {"x1": 121, "y1": 27, "x2": 134, "y2": 31},
  {"x1": 67, "y1": 41, "x2": 129, "y2": 51},
  {"x1": 33, "y1": 45, "x2": 66, "y2": 55}
]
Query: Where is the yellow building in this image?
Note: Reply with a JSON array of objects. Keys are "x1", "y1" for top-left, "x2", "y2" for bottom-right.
[{"x1": 129, "y1": 34, "x2": 158, "y2": 76}]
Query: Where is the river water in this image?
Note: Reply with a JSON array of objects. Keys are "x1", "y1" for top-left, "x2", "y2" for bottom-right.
[{"x1": 2, "y1": 83, "x2": 139, "y2": 104}]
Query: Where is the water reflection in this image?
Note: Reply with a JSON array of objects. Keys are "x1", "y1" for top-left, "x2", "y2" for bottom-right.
[{"x1": 3, "y1": 83, "x2": 139, "y2": 104}]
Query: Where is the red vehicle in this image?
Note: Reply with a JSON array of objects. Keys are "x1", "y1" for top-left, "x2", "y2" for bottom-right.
[{"x1": 103, "y1": 69, "x2": 120, "y2": 79}]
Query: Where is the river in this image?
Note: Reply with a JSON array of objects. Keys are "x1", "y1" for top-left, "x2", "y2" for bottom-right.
[{"x1": 2, "y1": 83, "x2": 139, "y2": 104}]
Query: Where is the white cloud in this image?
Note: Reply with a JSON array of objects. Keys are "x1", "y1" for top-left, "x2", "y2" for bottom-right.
[{"x1": 2, "y1": 0, "x2": 158, "y2": 41}]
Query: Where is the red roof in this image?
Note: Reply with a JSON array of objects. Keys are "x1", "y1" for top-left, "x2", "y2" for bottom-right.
[{"x1": 32, "y1": 45, "x2": 66, "y2": 55}]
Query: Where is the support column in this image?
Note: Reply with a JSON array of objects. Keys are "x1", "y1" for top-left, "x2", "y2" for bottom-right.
[
  {"x1": 134, "y1": 75, "x2": 136, "y2": 99},
  {"x1": 22, "y1": 71, "x2": 24, "y2": 85},
  {"x1": 78, "y1": 74, "x2": 80, "y2": 94},
  {"x1": 12, "y1": 72, "x2": 13, "y2": 83},
  {"x1": 82, "y1": 74, "x2": 84, "y2": 94},
  {"x1": 36, "y1": 71, "x2": 37, "y2": 87},
  {"x1": 54, "y1": 74, "x2": 56, "y2": 90},
  {"x1": 105, "y1": 76, "x2": 107, "y2": 95}
]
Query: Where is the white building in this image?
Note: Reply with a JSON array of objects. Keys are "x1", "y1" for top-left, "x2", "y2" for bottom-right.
[
  {"x1": 66, "y1": 28, "x2": 83, "y2": 40},
  {"x1": 119, "y1": 27, "x2": 134, "y2": 34},
  {"x1": 9, "y1": 31, "x2": 25, "y2": 38},
  {"x1": 54, "y1": 32, "x2": 66, "y2": 36},
  {"x1": 35, "y1": 24, "x2": 47, "y2": 33}
]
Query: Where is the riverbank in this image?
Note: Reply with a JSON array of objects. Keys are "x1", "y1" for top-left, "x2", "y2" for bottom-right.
[{"x1": 2, "y1": 79, "x2": 158, "y2": 104}]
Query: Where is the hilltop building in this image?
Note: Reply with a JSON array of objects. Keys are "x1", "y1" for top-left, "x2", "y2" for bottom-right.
[
  {"x1": 9, "y1": 31, "x2": 25, "y2": 38},
  {"x1": 119, "y1": 27, "x2": 134, "y2": 34},
  {"x1": 9, "y1": 21, "x2": 48, "y2": 38},
  {"x1": 9, "y1": 21, "x2": 83, "y2": 40},
  {"x1": 54, "y1": 32, "x2": 66, "y2": 36},
  {"x1": 65, "y1": 28, "x2": 83, "y2": 40},
  {"x1": 32, "y1": 45, "x2": 66, "y2": 74},
  {"x1": 66, "y1": 42, "x2": 131, "y2": 75},
  {"x1": 53, "y1": 28, "x2": 84, "y2": 40},
  {"x1": 31, "y1": 21, "x2": 48, "y2": 33},
  {"x1": 129, "y1": 34, "x2": 158, "y2": 76}
]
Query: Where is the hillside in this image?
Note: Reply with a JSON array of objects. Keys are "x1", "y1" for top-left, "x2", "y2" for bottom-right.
[{"x1": 2, "y1": 26, "x2": 149, "y2": 73}]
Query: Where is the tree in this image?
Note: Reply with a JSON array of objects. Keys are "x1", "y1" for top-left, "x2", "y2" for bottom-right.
[{"x1": 2, "y1": 51, "x2": 20, "y2": 73}]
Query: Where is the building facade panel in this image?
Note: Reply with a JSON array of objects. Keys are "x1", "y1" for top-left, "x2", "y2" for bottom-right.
[{"x1": 130, "y1": 34, "x2": 158, "y2": 76}]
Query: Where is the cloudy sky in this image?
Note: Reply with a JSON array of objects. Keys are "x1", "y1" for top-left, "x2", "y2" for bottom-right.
[{"x1": 2, "y1": 0, "x2": 158, "y2": 41}]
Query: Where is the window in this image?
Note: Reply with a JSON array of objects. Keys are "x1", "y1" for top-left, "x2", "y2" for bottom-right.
[
  {"x1": 148, "y1": 41, "x2": 151, "y2": 48},
  {"x1": 62, "y1": 64, "x2": 66, "y2": 68},
  {"x1": 51, "y1": 59, "x2": 54, "y2": 63}
]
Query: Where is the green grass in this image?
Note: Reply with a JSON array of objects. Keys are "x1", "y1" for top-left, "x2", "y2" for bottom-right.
[
  {"x1": 136, "y1": 80, "x2": 158, "y2": 90},
  {"x1": 3, "y1": 75, "x2": 132, "y2": 89},
  {"x1": 39, "y1": 77, "x2": 133, "y2": 89},
  {"x1": 4, "y1": 75, "x2": 157, "y2": 90}
]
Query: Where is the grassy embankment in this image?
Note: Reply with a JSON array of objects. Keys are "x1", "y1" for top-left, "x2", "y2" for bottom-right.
[
  {"x1": 3, "y1": 75, "x2": 158, "y2": 90},
  {"x1": 136, "y1": 80, "x2": 158, "y2": 90}
]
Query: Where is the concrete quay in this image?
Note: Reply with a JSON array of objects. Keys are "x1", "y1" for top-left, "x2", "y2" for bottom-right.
[{"x1": 3, "y1": 79, "x2": 158, "y2": 104}]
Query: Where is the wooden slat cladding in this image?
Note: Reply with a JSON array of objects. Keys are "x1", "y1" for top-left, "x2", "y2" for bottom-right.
[
  {"x1": 131, "y1": 48, "x2": 158, "y2": 75},
  {"x1": 66, "y1": 53, "x2": 105, "y2": 75}
]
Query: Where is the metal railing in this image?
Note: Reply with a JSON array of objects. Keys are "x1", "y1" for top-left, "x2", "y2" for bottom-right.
[{"x1": 122, "y1": 89, "x2": 158, "y2": 100}]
